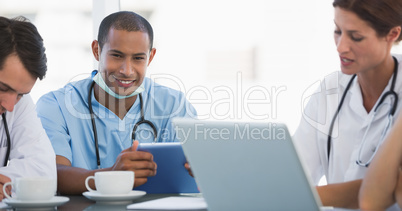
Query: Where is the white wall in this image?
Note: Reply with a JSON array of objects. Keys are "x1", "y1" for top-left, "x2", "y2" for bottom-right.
[{"x1": 2, "y1": 0, "x2": 402, "y2": 134}]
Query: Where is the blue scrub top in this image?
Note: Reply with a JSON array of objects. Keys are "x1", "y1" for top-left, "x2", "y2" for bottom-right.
[{"x1": 36, "y1": 71, "x2": 197, "y2": 170}]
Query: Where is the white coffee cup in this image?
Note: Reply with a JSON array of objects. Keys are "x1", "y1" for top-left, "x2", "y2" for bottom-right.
[
  {"x1": 85, "y1": 171, "x2": 134, "y2": 195},
  {"x1": 3, "y1": 177, "x2": 56, "y2": 201}
]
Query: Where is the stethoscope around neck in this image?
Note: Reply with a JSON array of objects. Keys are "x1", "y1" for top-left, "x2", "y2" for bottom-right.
[
  {"x1": 327, "y1": 56, "x2": 399, "y2": 167},
  {"x1": 88, "y1": 81, "x2": 158, "y2": 169},
  {"x1": 2, "y1": 113, "x2": 11, "y2": 167}
]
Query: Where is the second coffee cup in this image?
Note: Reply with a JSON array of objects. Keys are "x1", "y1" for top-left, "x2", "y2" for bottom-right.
[
  {"x1": 3, "y1": 177, "x2": 56, "y2": 201},
  {"x1": 85, "y1": 171, "x2": 134, "y2": 195}
]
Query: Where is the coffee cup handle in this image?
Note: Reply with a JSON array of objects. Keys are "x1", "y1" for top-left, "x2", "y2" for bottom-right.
[
  {"x1": 2, "y1": 182, "x2": 12, "y2": 199},
  {"x1": 85, "y1": 176, "x2": 96, "y2": 192}
]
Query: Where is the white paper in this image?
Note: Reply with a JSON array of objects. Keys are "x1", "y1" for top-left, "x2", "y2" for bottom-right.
[{"x1": 127, "y1": 196, "x2": 207, "y2": 210}]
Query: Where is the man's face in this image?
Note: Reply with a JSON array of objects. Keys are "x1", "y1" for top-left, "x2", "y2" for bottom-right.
[
  {"x1": 93, "y1": 28, "x2": 156, "y2": 96},
  {"x1": 0, "y1": 54, "x2": 36, "y2": 114}
]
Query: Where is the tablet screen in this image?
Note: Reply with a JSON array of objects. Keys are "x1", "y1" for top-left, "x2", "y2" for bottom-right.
[{"x1": 135, "y1": 142, "x2": 199, "y2": 194}]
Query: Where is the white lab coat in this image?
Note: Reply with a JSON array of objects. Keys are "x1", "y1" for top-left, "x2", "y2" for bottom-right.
[
  {"x1": 0, "y1": 95, "x2": 56, "y2": 182},
  {"x1": 293, "y1": 55, "x2": 402, "y2": 211}
]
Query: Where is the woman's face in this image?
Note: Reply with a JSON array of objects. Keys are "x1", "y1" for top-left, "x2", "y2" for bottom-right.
[{"x1": 334, "y1": 7, "x2": 390, "y2": 75}]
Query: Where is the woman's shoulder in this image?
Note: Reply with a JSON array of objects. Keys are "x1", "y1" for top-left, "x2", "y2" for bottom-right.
[{"x1": 322, "y1": 71, "x2": 355, "y2": 89}]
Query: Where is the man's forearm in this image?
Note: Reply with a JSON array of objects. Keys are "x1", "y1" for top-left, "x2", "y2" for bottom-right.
[{"x1": 56, "y1": 164, "x2": 110, "y2": 195}]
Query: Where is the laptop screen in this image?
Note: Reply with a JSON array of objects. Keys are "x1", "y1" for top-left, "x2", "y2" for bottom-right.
[{"x1": 173, "y1": 118, "x2": 322, "y2": 211}]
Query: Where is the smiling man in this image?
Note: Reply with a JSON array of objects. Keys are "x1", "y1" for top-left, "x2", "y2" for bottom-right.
[
  {"x1": 0, "y1": 16, "x2": 56, "y2": 200},
  {"x1": 36, "y1": 11, "x2": 197, "y2": 194}
]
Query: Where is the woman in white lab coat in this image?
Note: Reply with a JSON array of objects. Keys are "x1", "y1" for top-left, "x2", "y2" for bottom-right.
[{"x1": 293, "y1": 0, "x2": 402, "y2": 209}]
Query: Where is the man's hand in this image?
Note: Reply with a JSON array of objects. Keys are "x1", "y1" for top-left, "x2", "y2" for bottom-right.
[
  {"x1": 184, "y1": 162, "x2": 194, "y2": 177},
  {"x1": 111, "y1": 140, "x2": 157, "y2": 187},
  {"x1": 0, "y1": 174, "x2": 11, "y2": 201}
]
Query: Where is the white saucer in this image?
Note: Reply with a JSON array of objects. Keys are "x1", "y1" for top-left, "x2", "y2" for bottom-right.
[
  {"x1": 3, "y1": 196, "x2": 69, "y2": 208},
  {"x1": 83, "y1": 190, "x2": 146, "y2": 203}
]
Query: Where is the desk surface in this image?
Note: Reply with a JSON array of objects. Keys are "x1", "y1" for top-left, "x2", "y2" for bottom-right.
[{"x1": 1, "y1": 193, "x2": 207, "y2": 211}]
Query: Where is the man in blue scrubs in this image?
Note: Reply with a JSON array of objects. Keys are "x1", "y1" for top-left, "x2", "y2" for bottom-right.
[{"x1": 36, "y1": 11, "x2": 197, "y2": 194}]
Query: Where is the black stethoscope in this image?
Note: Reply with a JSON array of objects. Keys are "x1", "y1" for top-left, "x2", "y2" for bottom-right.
[
  {"x1": 88, "y1": 81, "x2": 158, "y2": 169},
  {"x1": 2, "y1": 113, "x2": 10, "y2": 167},
  {"x1": 327, "y1": 56, "x2": 399, "y2": 167}
]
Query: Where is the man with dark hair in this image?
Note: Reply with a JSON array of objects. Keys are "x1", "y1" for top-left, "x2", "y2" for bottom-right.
[
  {"x1": 0, "y1": 16, "x2": 56, "y2": 200},
  {"x1": 36, "y1": 11, "x2": 196, "y2": 194}
]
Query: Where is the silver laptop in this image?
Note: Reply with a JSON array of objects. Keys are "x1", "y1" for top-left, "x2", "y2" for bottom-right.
[{"x1": 172, "y1": 118, "x2": 323, "y2": 211}]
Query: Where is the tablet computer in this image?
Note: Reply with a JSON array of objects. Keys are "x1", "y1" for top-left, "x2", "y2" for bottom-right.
[{"x1": 135, "y1": 142, "x2": 199, "y2": 194}]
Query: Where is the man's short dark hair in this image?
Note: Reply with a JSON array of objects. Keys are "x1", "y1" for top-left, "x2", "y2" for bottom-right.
[
  {"x1": 0, "y1": 16, "x2": 47, "y2": 80},
  {"x1": 97, "y1": 11, "x2": 154, "y2": 51}
]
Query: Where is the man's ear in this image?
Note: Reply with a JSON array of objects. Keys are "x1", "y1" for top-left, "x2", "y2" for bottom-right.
[
  {"x1": 147, "y1": 48, "x2": 156, "y2": 66},
  {"x1": 91, "y1": 40, "x2": 100, "y2": 61},
  {"x1": 387, "y1": 26, "x2": 401, "y2": 43}
]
